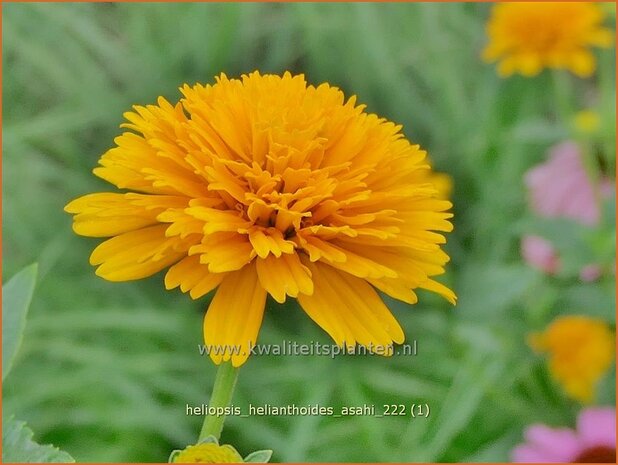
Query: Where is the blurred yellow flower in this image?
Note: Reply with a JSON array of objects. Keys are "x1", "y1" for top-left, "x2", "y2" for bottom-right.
[
  {"x1": 530, "y1": 316, "x2": 615, "y2": 403},
  {"x1": 574, "y1": 109, "x2": 601, "y2": 134},
  {"x1": 65, "y1": 71, "x2": 456, "y2": 367},
  {"x1": 410, "y1": 157, "x2": 452, "y2": 200},
  {"x1": 483, "y1": 2, "x2": 613, "y2": 77},
  {"x1": 173, "y1": 443, "x2": 243, "y2": 463},
  {"x1": 428, "y1": 172, "x2": 453, "y2": 201}
]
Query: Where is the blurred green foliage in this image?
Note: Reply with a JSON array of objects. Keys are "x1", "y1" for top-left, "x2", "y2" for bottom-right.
[{"x1": 2, "y1": 3, "x2": 615, "y2": 463}]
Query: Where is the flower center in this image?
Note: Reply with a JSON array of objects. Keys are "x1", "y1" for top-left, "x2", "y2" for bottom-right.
[{"x1": 573, "y1": 446, "x2": 616, "y2": 463}]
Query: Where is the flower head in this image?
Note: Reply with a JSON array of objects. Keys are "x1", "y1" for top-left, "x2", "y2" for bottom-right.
[
  {"x1": 483, "y1": 2, "x2": 613, "y2": 77},
  {"x1": 169, "y1": 436, "x2": 271, "y2": 463},
  {"x1": 65, "y1": 72, "x2": 456, "y2": 367},
  {"x1": 513, "y1": 407, "x2": 616, "y2": 463},
  {"x1": 172, "y1": 443, "x2": 243, "y2": 463},
  {"x1": 574, "y1": 110, "x2": 601, "y2": 135},
  {"x1": 529, "y1": 316, "x2": 615, "y2": 403}
]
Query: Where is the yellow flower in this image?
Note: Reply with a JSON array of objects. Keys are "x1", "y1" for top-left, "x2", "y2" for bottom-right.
[
  {"x1": 483, "y1": 2, "x2": 614, "y2": 77},
  {"x1": 65, "y1": 72, "x2": 456, "y2": 367},
  {"x1": 173, "y1": 443, "x2": 243, "y2": 463},
  {"x1": 427, "y1": 171, "x2": 453, "y2": 201},
  {"x1": 573, "y1": 109, "x2": 601, "y2": 134},
  {"x1": 530, "y1": 316, "x2": 615, "y2": 403}
]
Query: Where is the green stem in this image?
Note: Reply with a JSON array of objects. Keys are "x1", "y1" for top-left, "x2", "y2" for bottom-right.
[{"x1": 198, "y1": 361, "x2": 239, "y2": 442}]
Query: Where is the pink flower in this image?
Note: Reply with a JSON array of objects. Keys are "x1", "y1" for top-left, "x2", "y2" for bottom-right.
[
  {"x1": 513, "y1": 407, "x2": 616, "y2": 463},
  {"x1": 579, "y1": 264, "x2": 603, "y2": 282},
  {"x1": 525, "y1": 141, "x2": 602, "y2": 226},
  {"x1": 521, "y1": 235, "x2": 605, "y2": 281},
  {"x1": 521, "y1": 235, "x2": 560, "y2": 274},
  {"x1": 522, "y1": 142, "x2": 615, "y2": 280}
]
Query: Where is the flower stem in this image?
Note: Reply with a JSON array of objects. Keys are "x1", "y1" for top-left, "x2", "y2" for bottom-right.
[{"x1": 198, "y1": 361, "x2": 239, "y2": 442}]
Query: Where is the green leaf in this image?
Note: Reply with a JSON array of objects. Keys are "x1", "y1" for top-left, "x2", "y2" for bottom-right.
[
  {"x1": 2, "y1": 264, "x2": 38, "y2": 380},
  {"x1": 2, "y1": 416, "x2": 74, "y2": 463},
  {"x1": 244, "y1": 450, "x2": 273, "y2": 463}
]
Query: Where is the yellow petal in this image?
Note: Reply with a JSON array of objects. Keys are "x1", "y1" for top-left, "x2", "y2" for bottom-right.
[
  {"x1": 587, "y1": 28, "x2": 614, "y2": 47},
  {"x1": 65, "y1": 192, "x2": 187, "y2": 237},
  {"x1": 248, "y1": 227, "x2": 295, "y2": 259},
  {"x1": 255, "y1": 253, "x2": 313, "y2": 303},
  {"x1": 90, "y1": 225, "x2": 186, "y2": 281},
  {"x1": 165, "y1": 255, "x2": 226, "y2": 299},
  {"x1": 418, "y1": 278, "x2": 457, "y2": 305},
  {"x1": 368, "y1": 277, "x2": 418, "y2": 305},
  {"x1": 190, "y1": 273, "x2": 227, "y2": 300},
  {"x1": 186, "y1": 206, "x2": 251, "y2": 234},
  {"x1": 190, "y1": 233, "x2": 255, "y2": 273},
  {"x1": 296, "y1": 234, "x2": 347, "y2": 263},
  {"x1": 203, "y1": 262, "x2": 266, "y2": 367},
  {"x1": 297, "y1": 259, "x2": 404, "y2": 352},
  {"x1": 568, "y1": 50, "x2": 596, "y2": 78},
  {"x1": 95, "y1": 131, "x2": 208, "y2": 197}
]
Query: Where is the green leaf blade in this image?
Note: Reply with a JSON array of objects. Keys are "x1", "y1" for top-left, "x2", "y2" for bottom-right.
[{"x1": 2, "y1": 263, "x2": 38, "y2": 380}]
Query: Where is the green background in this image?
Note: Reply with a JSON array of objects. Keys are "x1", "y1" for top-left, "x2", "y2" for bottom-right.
[{"x1": 3, "y1": 2, "x2": 616, "y2": 462}]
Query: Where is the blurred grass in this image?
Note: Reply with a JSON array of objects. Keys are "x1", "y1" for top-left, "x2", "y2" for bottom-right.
[{"x1": 2, "y1": 2, "x2": 615, "y2": 463}]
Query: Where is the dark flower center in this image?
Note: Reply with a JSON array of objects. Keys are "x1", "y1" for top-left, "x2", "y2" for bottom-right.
[{"x1": 573, "y1": 446, "x2": 616, "y2": 463}]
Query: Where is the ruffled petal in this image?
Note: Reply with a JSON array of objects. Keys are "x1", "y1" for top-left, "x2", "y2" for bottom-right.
[
  {"x1": 255, "y1": 253, "x2": 313, "y2": 303},
  {"x1": 90, "y1": 225, "x2": 189, "y2": 281},
  {"x1": 164, "y1": 255, "x2": 226, "y2": 299}
]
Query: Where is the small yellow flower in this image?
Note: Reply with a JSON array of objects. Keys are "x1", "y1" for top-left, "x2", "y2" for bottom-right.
[
  {"x1": 573, "y1": 109, "x2": 601, "y2": 134},
  {"x1": 530, "y1": 316, "x2": 615, "y2": 403},
  {"x1": 483, "y1": 2, "x2": 614, "y2": 77},
  {"x1": 65, "y1": 72, "x2": 456, "y2": 367},
  {"x1": 173, "y1": 443, "x2": 243, "y2": 463}
]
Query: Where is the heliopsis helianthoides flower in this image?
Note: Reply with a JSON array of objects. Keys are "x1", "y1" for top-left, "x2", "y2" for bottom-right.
[
  {"x1": 172, "y1": 443, "x2": 243, "y2": 463},
  {"x1": 169, "y1": 436, "x2": 271, "y2": 463},
  {"x1": 529, "y1": 316, "x2": 615, "y2": 403},
  {"x1": 573, "y1": 109, "x2": 601, "y2": 135},
  {"x1": 483, "y1": 2, "x2": 614, "y2": 77},
  {"x1": 65, "y1": 72, "x2": 456, "y2": 367}
]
